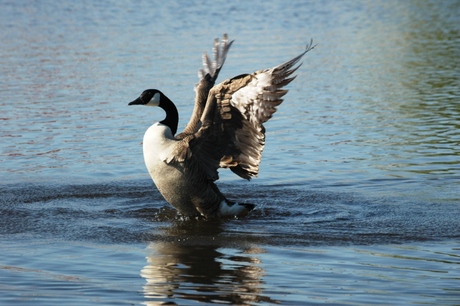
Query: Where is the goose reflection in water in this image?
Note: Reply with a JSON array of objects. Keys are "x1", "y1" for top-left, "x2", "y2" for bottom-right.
[{"x1": 140, "y1": 220, "x2": 278, "y2": 305}]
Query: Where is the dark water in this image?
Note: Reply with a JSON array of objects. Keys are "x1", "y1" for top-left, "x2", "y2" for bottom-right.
[
  {"x1": 1, "y1": 0, "x2": 459, "y2": 305},
  {"x1": 1, "y1": 181, "x2": 459, "y2": 305}
]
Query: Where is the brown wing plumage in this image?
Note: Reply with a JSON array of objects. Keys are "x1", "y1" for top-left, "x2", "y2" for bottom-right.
[
  {"x1": 177, "y1": 34, "x2": 234, "y2": 138},
  {"x1": 184, "y1": 40, "x2": 316, "y2": 181}
]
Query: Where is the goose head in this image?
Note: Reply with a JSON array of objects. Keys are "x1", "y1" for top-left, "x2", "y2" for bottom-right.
[
  {"x1": 129, "y1": 89, "x2": 179, "y2": 136},
  {"x1": 128, "y1": 89, "x2": 162, "y2": 106}
]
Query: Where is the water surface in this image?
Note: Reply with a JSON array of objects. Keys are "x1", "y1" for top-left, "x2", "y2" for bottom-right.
[{"x1": 1, "y1": 0, "x2": 459, "y2": 305}]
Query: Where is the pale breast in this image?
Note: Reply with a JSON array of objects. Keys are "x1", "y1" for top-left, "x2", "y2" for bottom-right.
[{"x1": 141, "y1": 123, "x2": 221, "y2": 216}]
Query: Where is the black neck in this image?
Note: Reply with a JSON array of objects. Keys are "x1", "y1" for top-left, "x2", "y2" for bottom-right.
[{"x1": 159, "y1": 94, "x2": 179, "y2": 135}]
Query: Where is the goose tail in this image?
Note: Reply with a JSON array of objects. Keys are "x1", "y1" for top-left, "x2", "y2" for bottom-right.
[{"x1": 218, "y1": 200, "x2": 255, "y2": 217}]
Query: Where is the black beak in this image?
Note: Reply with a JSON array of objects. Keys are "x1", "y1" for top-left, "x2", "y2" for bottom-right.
[{"x1": 128, "y1": 97, "x2": 143, "y2": 105}]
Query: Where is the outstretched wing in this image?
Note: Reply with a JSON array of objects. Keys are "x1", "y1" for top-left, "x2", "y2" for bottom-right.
[
  {"x1": 185, "y1": 40, "x2": 316, "y2": 181},
  {"x1": 177, "y1": 34, "x2": 234, "y2": 138}
]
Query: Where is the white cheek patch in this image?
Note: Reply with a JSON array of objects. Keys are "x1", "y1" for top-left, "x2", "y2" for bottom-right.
[{"x1": 146, "y1": 92, "x2": 160, "y2": 106}]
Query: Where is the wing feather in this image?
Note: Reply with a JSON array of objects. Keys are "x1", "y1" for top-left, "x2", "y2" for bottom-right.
[
  {"x1": 184, "y1": 41, "x2": 315, "y2": 180},
  {"x1": 178, "y1": 34, "x2": 234, "y2": 138}
]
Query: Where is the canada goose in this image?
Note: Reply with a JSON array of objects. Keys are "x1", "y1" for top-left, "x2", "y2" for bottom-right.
[{"x1": 129, "y1": 34, "x2": 315, "y2": 218}]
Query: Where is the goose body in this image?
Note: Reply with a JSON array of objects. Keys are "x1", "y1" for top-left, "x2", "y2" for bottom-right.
[
  {"x1": 129, "y1": 35, "x2": 315, "y2": 218},
  {"x1": 142, "y1": 122, "x2": 230, "y2": 216}
]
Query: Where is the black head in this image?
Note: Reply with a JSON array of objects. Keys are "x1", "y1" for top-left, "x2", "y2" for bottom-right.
[
  {"x1": 128, "y1": 89, "x2": 179, "y2": 135},
  {"x1": 128, "y1": 89, "x2": 162, "y2": 106}
]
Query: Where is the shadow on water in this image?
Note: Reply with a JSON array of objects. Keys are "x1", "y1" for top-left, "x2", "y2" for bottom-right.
[
  {"x1": 1, "y1": 179, "x2": 459, "y2": 247},
  {"x1": 1, "y1": 180, "x2": 459, "y2": 304}
]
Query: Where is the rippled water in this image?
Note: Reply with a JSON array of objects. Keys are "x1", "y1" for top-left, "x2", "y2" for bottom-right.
[{"x1": 1, "y1": 0, "x2": 459, "y2": 305}]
